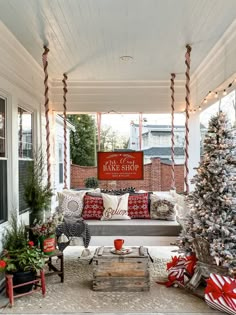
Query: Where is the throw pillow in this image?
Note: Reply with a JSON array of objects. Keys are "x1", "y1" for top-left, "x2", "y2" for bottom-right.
[
  {"x1": 82, "y1": 195, "x2": 104, "y2": 220},
  {"x1": 101, "y1": 193, "x2": 131, "y2": 220},
  {"x1": 150, "y1": 194, "x2": 176, "y2": 220},
  {"x1": 60, "y1": 193, "x2": 84, "y2": 218},
  {"x1": 128, "y1": 193, "x2": 150, "y2": 219},
  {"x1": 57, "y1": 190, "x2": 87, "y2": 209}
]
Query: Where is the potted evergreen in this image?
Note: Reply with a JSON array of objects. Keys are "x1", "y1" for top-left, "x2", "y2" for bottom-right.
[
  {"x1": 84, "y1": 176, "x2": 99, "y2": 189},
  {"x1": 23, "y1": 152, "x2": 53, "y2": 226},
  {"x1": 0, "y1": 215, "x2": 45, "y2": 293}
]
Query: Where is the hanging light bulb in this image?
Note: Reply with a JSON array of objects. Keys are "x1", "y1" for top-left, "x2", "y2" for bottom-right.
[
  {"x1": 208, "y1": 91, "x2": 212, "y2": 96},
  {"x1": 215, "y1": 92, "x2": 218, "y2": 98},
  {"x1": 203, "y1": 98, "x2": 207, "y2": 104},
  {"x1": 198, "y1": 105, "x2": 202, "y2": 111},
  {"x1": 223, "y1": 89, "x2": 227, "y2": 96},
  {"x1": 193, "y1": 109, "x2": 196, "y2": 114}
]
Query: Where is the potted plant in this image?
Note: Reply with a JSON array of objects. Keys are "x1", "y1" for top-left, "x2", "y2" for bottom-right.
[
  {"x1": 23, "y1": 151, "x2": 53, "y2": 226},
  {"x1": 0, "y1": 215, "x2": 45, "y2": 293},
  {"x1": 84, "y1": 176, "x2": 99, "y2": 189},
  {"x1": 31, "y1": 213, "x2": 63, "y2": 255}
]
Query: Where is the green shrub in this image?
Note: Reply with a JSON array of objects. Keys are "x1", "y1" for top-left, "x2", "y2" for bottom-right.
[{"x1": 84, "y1": 177, "x2": 99, "y2": 189}]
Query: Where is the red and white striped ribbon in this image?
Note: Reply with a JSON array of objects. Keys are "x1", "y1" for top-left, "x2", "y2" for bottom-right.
[
  {"x1": 42, "y1": 46, "x2": 51, "y2": 188},
  {"x1": 62, "y1": 73, "x2": 68, "y2": 189},
  {"x1": 170, "y1": 73, "x2": 176, "y2": 190},
  {"x1": 97, "y1": 112, "x2": 102, "y2": 151},
  {"x1": 184, "y1": 45, "x2": 191, "y2": 194},
  {"x1": 139, "y1": 112, "x2": 143, "y2": 150}
]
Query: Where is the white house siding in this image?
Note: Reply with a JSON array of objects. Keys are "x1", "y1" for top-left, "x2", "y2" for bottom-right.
[{"x1": 0, "y1": 22, "x2": 71, "y2": 247}]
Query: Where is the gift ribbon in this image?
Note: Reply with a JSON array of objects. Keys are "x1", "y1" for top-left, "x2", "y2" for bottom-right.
[
  {"x1": 205, "y1": 277, "x2": 236, "y2": 300},
  {"x1": 158, "y1": 255, "x2": 196, "y2": 287}
]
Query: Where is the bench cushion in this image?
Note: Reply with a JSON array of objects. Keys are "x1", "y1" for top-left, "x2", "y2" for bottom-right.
[{"x1": 85, "y1": 219, "x2": 181, "y2": 236}]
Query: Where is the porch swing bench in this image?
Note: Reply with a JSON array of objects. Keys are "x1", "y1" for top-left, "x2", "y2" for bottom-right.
[{"x1": 55, "y1": 189, "x2": 184, "y2": 249}]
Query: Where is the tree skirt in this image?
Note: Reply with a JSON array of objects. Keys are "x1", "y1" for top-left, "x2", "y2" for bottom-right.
[{"x1": 3, "y1": 257, "x2": 216, "y2": 314}]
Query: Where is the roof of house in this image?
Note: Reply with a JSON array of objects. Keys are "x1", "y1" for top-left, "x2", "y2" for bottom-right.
[{"x1": 143, "y1": 147, "x2": 184, "y2": 156}]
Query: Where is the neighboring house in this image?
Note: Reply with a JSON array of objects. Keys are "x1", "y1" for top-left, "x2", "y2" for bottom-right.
[
  {"x1": 128, "y1": 123, "x2": 185, "y2": 164},
  {"x1": 142, "y1": 147, "x2": 185, "y2": 164},
  {"x1": 128, "y1": 122, "x2": 207, "y2": 164}
]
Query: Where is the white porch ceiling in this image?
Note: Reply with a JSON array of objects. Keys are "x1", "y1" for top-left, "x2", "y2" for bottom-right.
[{"x1": 0, "y1": 0, "x2": 236, "y2": 113}]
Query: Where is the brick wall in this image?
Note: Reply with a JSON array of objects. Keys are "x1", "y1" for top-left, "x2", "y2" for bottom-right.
[
  {"x1": 161, "y1": 163, "x2": 184, "y2": 192},
  {"x1": 71, "y1": 158, "x2": 184, "y2": 193}
]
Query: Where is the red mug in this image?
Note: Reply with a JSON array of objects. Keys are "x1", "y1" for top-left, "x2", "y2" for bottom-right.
[{"x1": 114, "y1": 239, "x2": 124, "y2": 251}]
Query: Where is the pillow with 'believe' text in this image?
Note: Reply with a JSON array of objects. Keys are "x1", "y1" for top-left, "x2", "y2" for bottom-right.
[{"x1": 101, "y1": 193, "x2": 131, "y2": 220}]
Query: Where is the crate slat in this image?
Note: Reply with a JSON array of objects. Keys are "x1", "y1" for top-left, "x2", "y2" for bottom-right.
[{"x1": 93, "y1": 276, "x2": 150, "y2": 292}]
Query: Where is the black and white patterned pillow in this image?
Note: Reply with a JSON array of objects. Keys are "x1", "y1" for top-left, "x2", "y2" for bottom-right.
[{"x1": 61, "y1": 194, "x2": 84, "y2": 217}]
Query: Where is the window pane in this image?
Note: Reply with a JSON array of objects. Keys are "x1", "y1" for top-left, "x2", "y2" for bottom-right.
[
  {"x1": 18, "y1": 108, "x2": 33, "y2": 159},
  {"x1": 0, "y1": 160, "x2": 7, "y2": 222},
  {"x1": 59, "y1": 163, "x2": 63, "y2": 184},
  {"x1": 19, "y1": 160, "x2": 32, "y2": 212},
  {"x1": 0, "y1": 98, "x2": 6, "y2": 157}
]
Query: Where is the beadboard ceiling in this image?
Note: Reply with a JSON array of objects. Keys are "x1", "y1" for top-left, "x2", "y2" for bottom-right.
[{"x1": 0, "y1": 0, "x2": 236, "y2": 113}]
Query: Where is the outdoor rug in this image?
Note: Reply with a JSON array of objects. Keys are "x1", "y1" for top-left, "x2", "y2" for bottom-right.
[{"x1": 1, "y1": 256, "x2": 217, "y2": 314}]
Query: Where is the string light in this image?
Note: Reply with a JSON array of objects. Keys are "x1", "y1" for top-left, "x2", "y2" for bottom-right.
[{"x1": 189, "y1": 77, "x2": 236, "y2": 114}]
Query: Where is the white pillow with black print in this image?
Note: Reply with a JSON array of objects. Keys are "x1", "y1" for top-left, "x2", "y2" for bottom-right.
[
  {"x1": 101, "y1": 193, "x2": 131, "y2": 220},
  {"x1": 60, "y1": 193, "x2": 84, "y2": 218}
]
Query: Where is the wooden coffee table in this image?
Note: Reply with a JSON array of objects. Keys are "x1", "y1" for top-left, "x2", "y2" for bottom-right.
[{"x1": 92, "y1": 246, "x2": 150, "y2": 291}]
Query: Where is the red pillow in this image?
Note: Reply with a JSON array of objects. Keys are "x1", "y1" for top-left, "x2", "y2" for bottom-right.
[
  {"x1": 82, "y1": 195, "x2": 104, "y2": 219},
  {"x1": 128, "y1": 193, "x2": 150, "y2": 219}
]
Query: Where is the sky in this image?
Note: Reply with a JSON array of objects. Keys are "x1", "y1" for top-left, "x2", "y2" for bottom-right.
[
  {"x1": 101, "y1": 113, "x2": 185, "y2": 136},
  {"x1": 100, "y1": 90, "x2": 236, "y2": 136}
]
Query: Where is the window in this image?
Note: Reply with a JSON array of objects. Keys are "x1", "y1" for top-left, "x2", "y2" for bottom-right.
[
  {"x1": 18, "y1": 107, "x2": 33, "y2": 213},
  {"x1": 58, "y1": 143, "x2": 63, "y2": 184},
  {"x1": 0, "y1": 97, "x2": 7, "y2": 222}
]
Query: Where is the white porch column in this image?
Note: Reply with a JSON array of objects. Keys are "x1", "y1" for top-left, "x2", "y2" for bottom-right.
[{"x1": 188, "y1": 111, "x2": 200, "y2": 191}]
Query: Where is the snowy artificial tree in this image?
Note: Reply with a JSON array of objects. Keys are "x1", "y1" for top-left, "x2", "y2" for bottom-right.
[{"x1": 179, "y1": 111, "x2": 236, "y2": 269}]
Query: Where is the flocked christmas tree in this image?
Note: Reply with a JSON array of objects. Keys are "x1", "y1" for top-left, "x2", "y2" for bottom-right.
[{"x1": 179, "y1": 111, "x2": 236, "y2": 268}]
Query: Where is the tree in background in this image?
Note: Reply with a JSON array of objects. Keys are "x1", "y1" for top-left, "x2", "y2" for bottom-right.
[
  {"x1": 179, "y1": 111, "x2": 236, "y2": 268},
  {"x1": 67, "y1": 114, "x2": 96, "y2": 166},
  {"x1": 99, "y1": 125, "x2": 128, "y2": 151}
]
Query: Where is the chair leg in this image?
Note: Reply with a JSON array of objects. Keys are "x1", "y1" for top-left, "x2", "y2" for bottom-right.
[
  {"x1": 40, "y1": 270, "x2": 46, "y2": 296},
  {"x1": 6, "y1": 274, "x2": 14, "y2": 307},
  {"x1": 60, "y1": 254, "x2": 64, "y2": 283}
]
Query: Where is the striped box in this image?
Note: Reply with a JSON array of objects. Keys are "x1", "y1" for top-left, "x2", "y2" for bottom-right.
[{"x1": 205, "y1": 273, "x2": 236, "y2": 315}]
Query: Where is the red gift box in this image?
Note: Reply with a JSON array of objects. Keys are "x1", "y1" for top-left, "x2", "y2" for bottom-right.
[
  {"x1": 159, "y1": 254, "x2": 197, "y2": 287},
  {"x1": 205, "y1": 273, "x2": 236, "y2": 315}
]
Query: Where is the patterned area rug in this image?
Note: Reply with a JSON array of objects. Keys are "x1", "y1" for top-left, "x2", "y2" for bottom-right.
[{"x1": 1, "y1": 256, "x2": 216, "y2": 314}]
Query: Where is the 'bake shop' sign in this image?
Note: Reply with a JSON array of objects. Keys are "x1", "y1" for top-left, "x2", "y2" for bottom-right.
[{"x1": 97, "y1": 151, "x2": 143, "y2": 180}]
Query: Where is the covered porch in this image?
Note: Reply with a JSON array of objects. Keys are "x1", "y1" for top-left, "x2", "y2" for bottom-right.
[{"x1": 0, "y1": 2, "x2": 236, "y2": 313}]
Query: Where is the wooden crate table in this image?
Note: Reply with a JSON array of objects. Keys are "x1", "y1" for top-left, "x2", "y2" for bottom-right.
[{"x1": 92, "y1": 246, "x2": 150, "y2": 292}]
